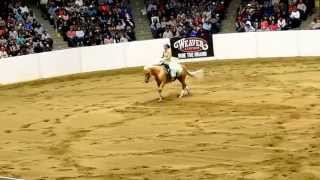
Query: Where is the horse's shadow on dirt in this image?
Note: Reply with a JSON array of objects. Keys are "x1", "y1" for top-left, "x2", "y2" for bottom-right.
[{"x1": 139, "y1": 92, "x2": 192, "y2": 105}]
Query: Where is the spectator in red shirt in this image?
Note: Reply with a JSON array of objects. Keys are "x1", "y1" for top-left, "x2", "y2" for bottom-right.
[
  {"x1": 99, "y1": 3, "x2": 109, "y2": 15},
  {"x1": 56, "y1": 7, "x2": 66, "y2": 17},
  {"x1": 269, "y1": 20, "x2": 279, "y2": 31},
  {"x1": 0, "y1": 27, "x2": 6, "y2": 37},
  {"x1": 260, "y1": 17, "x2": 269, "y2": 31},
  {"x1": 66, "y1": 27, "x2": 76, "y2": 47},
  {"x1": 288, "y1": 2, "x2": 296, "y2": 13}
]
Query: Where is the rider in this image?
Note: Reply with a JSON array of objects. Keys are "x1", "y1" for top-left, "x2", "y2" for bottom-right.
[{"x1": 160, "y1": 44, "x2": 178, "y2": 80}]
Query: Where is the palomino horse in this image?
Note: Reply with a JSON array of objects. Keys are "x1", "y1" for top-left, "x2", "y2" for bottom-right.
[{"x1": 143, "y1": 64, "x2": 203, "y2": 102}]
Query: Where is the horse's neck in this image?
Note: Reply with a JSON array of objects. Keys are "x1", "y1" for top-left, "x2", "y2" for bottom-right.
[
  {"x1": 150, "y1": 67, "x2": 159, "y2": 78},
  {"x1": 150, "y1": 67, "x2": 164, "y2": 83},
  {"x1": 150, "y1": 67, "x2": 160, "y2": 75}
]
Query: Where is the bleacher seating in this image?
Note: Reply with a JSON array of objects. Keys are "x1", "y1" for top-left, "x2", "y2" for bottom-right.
[
  {"x1": 0, "y1": 0, "x2": 53, "y2": 59},
  {"x1": 144, "y1": 0, "x2": 229, "y2": 39},
  {"x1": 235, "y1": 0, "x2": 314, "y2": 32},
  {"x1": 45, "y1": 0, "x2": 136, "y2": 47}
]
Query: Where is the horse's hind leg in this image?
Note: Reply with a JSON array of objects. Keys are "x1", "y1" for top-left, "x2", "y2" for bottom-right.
[
  {"x1": 178, "y1": 77, "x2": 187, "y2": 98},
  {"x1": 186, "y1": 86, "x2": 191, "y2": 95},
  {"x1": 179, "y1": 89, "x2": 186, "y2": 98}
]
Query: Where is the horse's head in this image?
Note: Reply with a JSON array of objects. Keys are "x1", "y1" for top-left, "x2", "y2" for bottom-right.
[{"x1": 143, "y1": 66, "x2": 151, "y2": 83}]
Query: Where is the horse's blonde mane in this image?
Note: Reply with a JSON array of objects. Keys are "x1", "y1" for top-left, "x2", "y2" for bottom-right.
[
  {"x1": 143, "y1": 66, "x2": 150, "y2": 71},
  {"x1": 143, "y1": 65, "x2": 157, "y2": 71}
]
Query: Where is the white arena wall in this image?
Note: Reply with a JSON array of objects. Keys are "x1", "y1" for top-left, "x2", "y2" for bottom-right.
[{"x1": 0, "y1": 30, "x2": 319, "y2": 85}]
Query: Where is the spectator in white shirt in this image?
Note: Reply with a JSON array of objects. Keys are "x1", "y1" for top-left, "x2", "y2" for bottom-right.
[
  {"x1": 297, "y1": 0, "x2": 307, "y2": 19},
  {"x1": 75, "y1": 28, "x2": 85, "y2": 46},
  {"x1": 9, "y1": 30, "x2": 18, "y2": 39},
  {"x1": 35, "y1": 25, "x2": 44, "y2": 34},
  {"x1": 75, "y1": 0, "x2": 83, "y2": 6},
  {"x1": 162, "y1": 28, "x2": 173, "y2": 38},
  {"x1": 120, "y1": 35, "x2": 128, "y2": 43},
  {"x1": 309, "y1": 17, "x2": 320, "y2": 29},
  {"x1": 290, "y1": 7, "x2": 301, "y2": 28},
  {"x1": 0, "y1": 36, "x2": 7, "y2": 47},
  {"x1": 19, "y1": 4, "x2": 29, "y2": 14},
  {"x1": 116, "y1": 21, "x2": 126, "y2": 31},
  {"x1": 0, "y1": 46, "x2": 8, "y2": 59},
  {"x1": 42, "y1": 31, "x2": 52, "y2": 44},
  {"x1": 290, "y1": 8, "x2": 301, "y2": 19},
  {"x1": 277, "y1": 16, "x2": 287, "y2": 30},
  {"x1": 244, "y1": 21, "x2": 255, "y2": 32}
]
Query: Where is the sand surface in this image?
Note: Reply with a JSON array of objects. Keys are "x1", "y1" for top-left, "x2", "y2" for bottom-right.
[{"x1": 1, "y1": 57, "x2": 320, "y2": 180}]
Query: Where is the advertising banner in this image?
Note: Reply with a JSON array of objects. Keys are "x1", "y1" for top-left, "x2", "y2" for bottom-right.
[{"x1": 170, "y1": 36, "x2": 214, "y2": 59}]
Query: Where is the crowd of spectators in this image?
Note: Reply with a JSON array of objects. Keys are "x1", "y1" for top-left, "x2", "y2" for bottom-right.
[
  {"x1": 145, "y1": 0, "x2": 229, "y2": 39},
  {"x1": 0, "y1": 0, "x2": 53, "y2": 59},
  {"x1": 42, "y1": 0, "x2": 136, "y2": 47},
  {"x1": 235, "y1": 0, "x2": 315, "y2": 32},
  {"x1": 0, "y1": 0, "x2": 318, "y2": 60}
]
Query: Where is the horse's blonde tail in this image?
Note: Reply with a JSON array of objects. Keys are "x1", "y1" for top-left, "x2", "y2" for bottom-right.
[{"x1": 187, "y1": 69, "x2": 204, "y2": 79}]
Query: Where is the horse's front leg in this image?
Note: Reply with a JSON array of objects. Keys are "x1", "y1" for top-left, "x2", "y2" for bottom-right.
[
  {"x1": 158, "y1": 82, "x2": 165, "y2": 102},
  {"x1": 158, "y1": 89, "x2": 163, "y2": 102}
]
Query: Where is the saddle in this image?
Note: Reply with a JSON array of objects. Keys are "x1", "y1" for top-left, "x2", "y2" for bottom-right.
[
  {"x1": 160, "y1": 63, "x2": 175, "y2": 80},
  {"x1": 161, "y1": 63, "x2": 170, "y2": 73}
]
